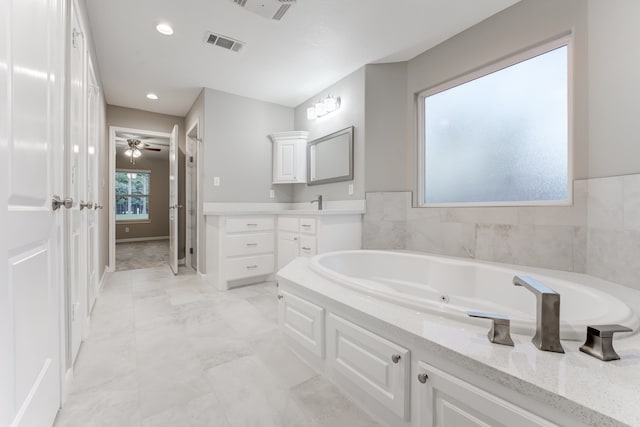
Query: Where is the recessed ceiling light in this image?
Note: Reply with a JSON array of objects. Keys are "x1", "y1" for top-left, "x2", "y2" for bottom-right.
[
  {"x1": 156, "y1": 23, "x2": 174, "y2": 36},
  {"x1": 146, "y1": 93, "x2": 159, "y2": 100}
]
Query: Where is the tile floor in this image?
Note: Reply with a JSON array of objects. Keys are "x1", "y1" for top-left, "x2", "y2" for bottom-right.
[
  {"x1": 116, "y1": 240, "x2": 170, "y2": 271},
  {"x1": 54, "y1": 265, "x2": 379, "y2": 427}
]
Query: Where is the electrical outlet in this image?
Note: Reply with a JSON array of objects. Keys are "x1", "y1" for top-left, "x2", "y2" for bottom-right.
[
  {"x1": 214, "y1": 176, "x2": 220, "y2": 186},
  {"x1": 269, "y1": 189, "x2": 275, "y2": 199},
  {"x1": 348, "y1": 184, "x2": 354, "y2": 195},
  {"x1": 125, "y1": 227, "x2": 129, "y2": 233}
]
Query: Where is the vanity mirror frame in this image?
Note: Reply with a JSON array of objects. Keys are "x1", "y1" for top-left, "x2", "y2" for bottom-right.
[{"x1": 307, "y1": 126, "x2": 354, "y2": 186}]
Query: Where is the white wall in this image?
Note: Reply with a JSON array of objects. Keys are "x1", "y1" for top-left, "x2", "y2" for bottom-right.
[
  {"x1": 293, "y1": 67, "x2": 366, "y2": 202},
  {"x1": 202, "y1": 88, "x2": 295, "y2": 203}
]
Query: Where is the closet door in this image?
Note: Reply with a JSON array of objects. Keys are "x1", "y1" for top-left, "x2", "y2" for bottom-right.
[
  {"x1": 0, "y1": 0, "x2": 66, "y2": 425},
  {"x1": 86, "y1": 60, "x2": 100, "y2": 313}
]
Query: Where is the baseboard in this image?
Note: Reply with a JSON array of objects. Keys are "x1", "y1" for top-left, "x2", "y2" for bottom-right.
[{"x1": 116, "y1": 236, "x2": 169, "y2": 243}]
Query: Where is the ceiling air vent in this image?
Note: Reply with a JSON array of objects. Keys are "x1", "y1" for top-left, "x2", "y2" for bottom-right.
[
  {"x1": 232, "y1": 0, "x2": 296, "y2": 21},
  {"x1": 205, "y1": 32, "x2": 245, "y2": 53}
]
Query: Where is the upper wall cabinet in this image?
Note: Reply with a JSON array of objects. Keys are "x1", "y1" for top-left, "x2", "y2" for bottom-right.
[{"x1": 270, "y1": 131, "x2": 310, "y2": 184}]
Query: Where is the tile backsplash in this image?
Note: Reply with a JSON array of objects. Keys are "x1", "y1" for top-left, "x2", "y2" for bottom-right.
[{"x1": 363, "y1": 175, "x2": 640, "y2": 290}]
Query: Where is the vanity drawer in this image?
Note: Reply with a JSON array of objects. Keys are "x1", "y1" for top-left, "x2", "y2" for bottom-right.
[
  {"x1": 299, "y1": 217, "x2": 317, "y2": 234},
  {"x1": 224, "y1": 233, "x2": 274, "y2": 257},
  {"x1": 327, "y1": 313, "x2": 410, "y2": 420},
  {"x1": 278, "y1": 216, "x2": 299, "y2": 233},
  {"x1": 226, "y1": 216, "x2": 274, "y2": 233},
  {"x1": 299, "y1": 235, "x2": 317, "y2": 257},
  {"x1": 224, "y1": 254, "x2": 274, "y2": 281}
]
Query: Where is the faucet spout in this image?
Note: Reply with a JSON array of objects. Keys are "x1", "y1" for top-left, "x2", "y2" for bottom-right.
[
  {"x1": 310, "y1": 195, "x2": 323, "y2": 210},
  {"x1": 513, "y1": 275, "x2": 564, "y2": 353}
]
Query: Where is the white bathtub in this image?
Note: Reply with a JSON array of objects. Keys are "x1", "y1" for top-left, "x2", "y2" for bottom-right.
[{"x1": 309, "y1": 250, "x2": 640, "y2": 341}]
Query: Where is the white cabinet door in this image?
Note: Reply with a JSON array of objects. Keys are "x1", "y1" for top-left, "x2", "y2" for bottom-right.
[
  {"x1": 299, "y1": 235, "x2": 317, "y2": 257},
  {"x1": 1, "y1": 0, "x2": 65, "y2": 424},
  {"x1": 327, "y1": 314, "x2": 410, "y2": 420},
  {"x1": 279, "y1": 291, "x2": 325, "y2": 359},
  {"x1": 277, "y1": 232, "x2": 299, "y2": 270},
  {"x1": 417, "y1": 362, "x2": 558, "y2": 427},
  {"x1": 275, "y1": 140, "x2": 298, "y2": 182}
]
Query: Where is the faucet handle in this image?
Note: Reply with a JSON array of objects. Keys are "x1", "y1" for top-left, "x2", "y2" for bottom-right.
[
  {"x1": 468, "y1": 311, "x2": 514, "y2": 347},
  {"x1": 579, "y1": 324, "x2": 632, "y2": 361},
  {"x1": 513, "y1": 275, "x2": 557, "y2": 295}
]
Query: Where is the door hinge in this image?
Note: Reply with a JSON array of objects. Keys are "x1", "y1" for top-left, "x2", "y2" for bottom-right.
[
  {"x1": 189, "y1": 248, "x2": 193, "y2": 254},
  {"x1": 189, "y1": 156, "x2": 194, "y2": 163}
]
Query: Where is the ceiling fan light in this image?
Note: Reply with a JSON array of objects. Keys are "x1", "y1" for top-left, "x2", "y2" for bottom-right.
[
  {"x1": 132, "y1": 149, "x2": 142, "y2": 158},
  {"x1": 124, "y1": 148, "x2": 133, "y2": 157}
]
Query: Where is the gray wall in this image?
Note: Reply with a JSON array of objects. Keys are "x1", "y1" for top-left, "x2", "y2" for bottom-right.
[
  {"x1": 202, "y1": 88, "x2": 294, "y2": 203},
  {"x1": 364, "y1": 63, "x2": 408, "y2": 192},
  {"x1": 106, "y1": 105, "x2": 187, "y2": 259},
  {"x1": 293, "y1": 67, "x2": 366, "y2": 202},
  {"x1": 115, "y1": 153, "x2": 169, "y2": 240},
  {"x1": 588, "y1": 0, "x2": 640, "y2": 178}
]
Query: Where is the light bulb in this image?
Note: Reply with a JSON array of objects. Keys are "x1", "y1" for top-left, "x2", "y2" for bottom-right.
[
  {"x1": 133, "y1": 149, "x2": 142, "y2": 158},
  {"x1": 314, "y1": 102, "x2": 327, "y2": 117},
  {"x1": 306, "y1": 107, "x2": 317, "y2": 120},
  {"x1": 125, "y1": 149, "x2": 133, "y2": 157},
  {"x1": 324, "y1": 96, "x2": 339, "y2": 112}
]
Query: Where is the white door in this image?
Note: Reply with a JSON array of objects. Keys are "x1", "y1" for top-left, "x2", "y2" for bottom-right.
[
  {"x1": 68, "y1": 3, "x2": 87, "y2": 361},
  {"x1": 0, "y1": 0, "x2": 65, "y2": 425},
  {"x1": 169, "y1": 124, "x2": 179, "y2": 274},
  {"x1": 86, "y1": 61, "x2": 100, "y2": 313}
]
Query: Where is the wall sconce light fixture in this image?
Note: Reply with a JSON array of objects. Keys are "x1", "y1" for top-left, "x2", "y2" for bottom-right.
[{"x1": 307, "y1": 95, "x2": 341, "y2": 120}]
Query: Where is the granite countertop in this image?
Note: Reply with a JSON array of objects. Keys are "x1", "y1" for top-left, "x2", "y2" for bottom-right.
[
  {"x1": 203, "y1": 209, "x2": 366, "y2": 216},
  {"x1": 277, "y1": 256, "x2": 640, "y2": 427}
]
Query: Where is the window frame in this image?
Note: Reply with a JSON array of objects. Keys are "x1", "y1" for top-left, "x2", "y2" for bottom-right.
[
  {"x1": 415, "y1": 35, "x2": 574, "y2": 208},
  {"x1": 115, "y1": 168, "x2": 152, "y2": 223}
]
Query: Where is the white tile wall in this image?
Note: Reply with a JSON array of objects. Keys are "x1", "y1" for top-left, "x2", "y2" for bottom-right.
[{"x1": 363, "y1": 175, "x2": 640, "y2": 289}]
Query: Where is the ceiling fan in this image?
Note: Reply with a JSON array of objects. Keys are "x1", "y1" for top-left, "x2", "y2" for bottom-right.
[{"x1": 115, "y1": 136, "x2": 163, "y2": 164}]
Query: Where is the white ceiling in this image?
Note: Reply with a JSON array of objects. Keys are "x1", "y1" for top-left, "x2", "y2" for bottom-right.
[{"x1": 86, "y1": 0, "x2": 520, "y2": 116}]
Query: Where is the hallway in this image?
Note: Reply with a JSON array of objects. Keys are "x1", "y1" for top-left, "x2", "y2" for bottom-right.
[{"x1": 53, "y1": 267, "x2": 379, "y2": 427}]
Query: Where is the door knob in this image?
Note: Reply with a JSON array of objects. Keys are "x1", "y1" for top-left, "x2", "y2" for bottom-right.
[
  {"x1": 391, "y1": 354, "x2": 401, "y2": 364},
  {"x1": 94, "y1": 203, "x2": 104, "y2": 210},
  {"x1": 80, "y1": 200, "x2": 93, "y2": 210},
  {"x1": 417, "y1": 373, "x2": 429, "y2": 384},
  {"x1": 52, "y1": 195, "x2": 73, "y2": 211},
  {"x1": 170, "y1": 204, "x2": 183, "y2": 209}
]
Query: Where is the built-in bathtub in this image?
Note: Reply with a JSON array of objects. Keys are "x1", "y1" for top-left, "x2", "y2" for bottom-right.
[{"x1": 309, "y1": 250, "x2": 640, "y2": 341}]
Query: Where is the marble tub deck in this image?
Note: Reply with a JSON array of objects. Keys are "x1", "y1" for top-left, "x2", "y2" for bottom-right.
[{"x1": 54, "y1": 266, "x2": 379, "y2": 427}]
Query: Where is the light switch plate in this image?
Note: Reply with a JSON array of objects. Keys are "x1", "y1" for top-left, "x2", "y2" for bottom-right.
[
  {"x1": 269, "y1": 189, "x2": 275, "y2": 198},
  {"x1": 214, "y1": 176, "x2": 220, "y2": 186},
  {"x1": 348, "y1": 184, "x2": 354, "y2": 195}
]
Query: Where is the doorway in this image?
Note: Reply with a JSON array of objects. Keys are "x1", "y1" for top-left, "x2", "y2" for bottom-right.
[
  {"x1": 186, "y1": 121, "x2": 200, "y2": 273},
  {"x1": 109, "y1": 126, "x2": 174, "y2": 271}
]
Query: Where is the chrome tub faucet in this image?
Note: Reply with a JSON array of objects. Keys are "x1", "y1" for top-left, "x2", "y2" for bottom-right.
[{"x1": 513, "y1": 275, "x2": 564, "y2": 353}]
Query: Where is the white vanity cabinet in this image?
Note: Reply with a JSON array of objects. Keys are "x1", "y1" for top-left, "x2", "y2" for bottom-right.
[
  {"x1": 276, "y1": 214, "x2": 361, "y2": 270},
  {"x1": 206, "y1": 215, "x2": 276, "y2": 290},
  {"x1": 269, "y1": 131, "x2": 310, "y2": 184},
  {"x1": 416, "y1": 362, "x2": 558, "y2": 427}
]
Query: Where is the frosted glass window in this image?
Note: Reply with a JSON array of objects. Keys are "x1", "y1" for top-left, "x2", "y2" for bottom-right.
[{"x1": 419, "y1": 44, "x2": 569, "y2": 205}]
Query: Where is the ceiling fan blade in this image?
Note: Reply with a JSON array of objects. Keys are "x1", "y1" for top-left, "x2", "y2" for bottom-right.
[{"x1": 143, "y1": 147, "x2": 162, "y2": 151}]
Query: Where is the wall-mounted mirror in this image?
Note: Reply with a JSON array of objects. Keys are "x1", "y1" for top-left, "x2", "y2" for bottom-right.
[{"x1": 307, "y1": 126, "x2": 354, "y2": 186}]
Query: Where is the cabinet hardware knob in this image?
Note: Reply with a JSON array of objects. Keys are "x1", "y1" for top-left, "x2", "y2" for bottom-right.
[
  {"x1": 247, "y1": 223, "x2": 258, "y2": 227},
  {"x1": 417, "y1": 373, "x2": 429, "y2": 384},
  {"x1": 391, "y1": 354, "x2": 401, "y2": 364},
  {"x1": 246, "y1": 265, "x2": 258, "y2": 269},
  {"x1": 277, "y1": 295, "x2": 283, "y2": 300},
  {"x1": 246, "y1": 243, "x2": 258, "y2": 247},
  {"x1": 301, "y1": 247, "x2": 311, "y2": 251}
]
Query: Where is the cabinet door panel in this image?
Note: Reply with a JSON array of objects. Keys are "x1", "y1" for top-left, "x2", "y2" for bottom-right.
[
  {"x1": 225, "y1": 254, "x2": 274, "y2": 281},
  {"x1": 278, "y1": 216, "x2": 299, "y2": 233},
  {"x1": 276, "y1": 141, "x2": 297, "y2": 181},
  {"x1": 418, "y1": 362, "x2": 558, "y2": 427},
  {"x1": 277, "y1": 232, "x2": 299, "y2": 270},
  {"x1": 279, "y1": 291, "x2": 324, "y2": 359},
  {"x1": 299, "y1": 217, "x2": 317, "y2": 234},
  {"x1": 327, "y1": 314, "x2": 410, "y2": 420}
]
